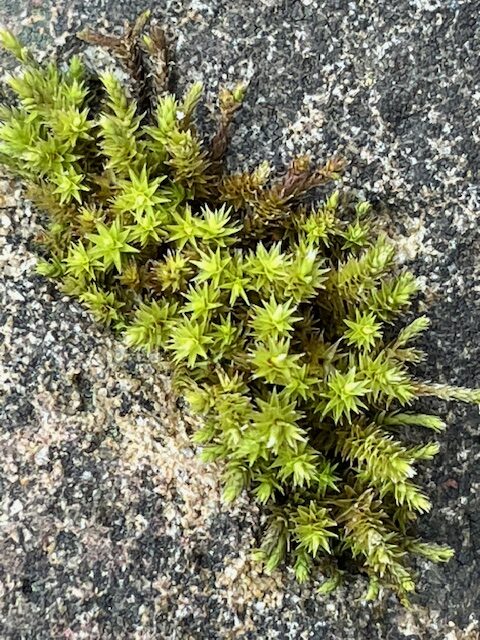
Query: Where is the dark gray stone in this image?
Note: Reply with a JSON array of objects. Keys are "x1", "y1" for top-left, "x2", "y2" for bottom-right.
[{"x1": 0, "y1": 1, "x2": 479, "y2": 638}]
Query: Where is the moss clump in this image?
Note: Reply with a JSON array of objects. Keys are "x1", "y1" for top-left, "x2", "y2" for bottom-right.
[{"x1": 1, "y1": 15, "x2": 478, "y2": 604}]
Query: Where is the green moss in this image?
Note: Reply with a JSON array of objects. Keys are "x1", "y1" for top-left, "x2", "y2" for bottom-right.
[{"x1": 1, "y1": 15, "x2": 478, "y2": 604}]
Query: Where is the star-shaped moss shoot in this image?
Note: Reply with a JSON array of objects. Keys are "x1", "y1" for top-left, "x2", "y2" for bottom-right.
[{"x1": 87, "y1": 220, "x2": 138, "y2": 273}]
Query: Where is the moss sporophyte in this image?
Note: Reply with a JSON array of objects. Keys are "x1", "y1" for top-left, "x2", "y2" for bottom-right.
[{"x1": 1, "y1": 14, "x2": 478, "y2": 604}]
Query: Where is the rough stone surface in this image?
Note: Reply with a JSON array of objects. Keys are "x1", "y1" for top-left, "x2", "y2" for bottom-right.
[{"x1": 0, "y1": 1, "x2": 479, "y2": 638}]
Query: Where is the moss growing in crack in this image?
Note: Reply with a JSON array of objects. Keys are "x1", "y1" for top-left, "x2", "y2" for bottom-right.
[{"x1": 1, "y1": 15, "x2": 479, "y2": 605}]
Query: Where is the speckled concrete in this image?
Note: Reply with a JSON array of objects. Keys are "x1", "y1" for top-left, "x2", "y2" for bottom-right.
[{"x1": 0, "y1": 1, "x2": 479, "y2": 639}]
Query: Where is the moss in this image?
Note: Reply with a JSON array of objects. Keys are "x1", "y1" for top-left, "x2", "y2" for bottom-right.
[{"x1": 1, "y1": 14, "x2": 478, "y2": 604}]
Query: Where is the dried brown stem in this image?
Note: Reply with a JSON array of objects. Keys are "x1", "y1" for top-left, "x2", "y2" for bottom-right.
[
  {"x1": 78, "y1": 12, "x2": 152, "y2": 114},
  {"x1": 145, "y1": 25, "x2": 169, "y2": 96},
  {"x1": 210, "y1": 85, "x2": 245, "y2": 164}
]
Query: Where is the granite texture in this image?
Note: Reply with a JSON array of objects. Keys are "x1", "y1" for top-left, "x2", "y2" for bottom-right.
[{"x1": 0, "y1": 0, "x2": 479, "y2": 638}]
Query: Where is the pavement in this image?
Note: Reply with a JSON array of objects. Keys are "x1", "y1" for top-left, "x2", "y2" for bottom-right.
[{"x1": 0, "y1": 1, "x2": 479, "y2": 638}]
